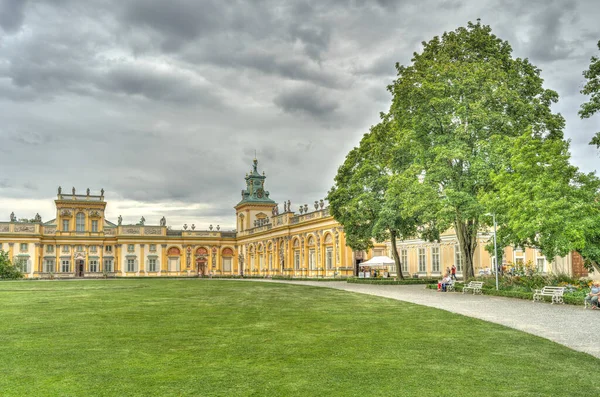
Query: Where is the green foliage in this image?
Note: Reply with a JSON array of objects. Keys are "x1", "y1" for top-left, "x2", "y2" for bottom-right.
[
  {"x1": 327, "y1": 119, "x2": 418, "y2": 278},
  {"x1": 579, "y1": 40, "x2": 600, "y2": 148},
  {"x1": 385, "y1": 21, "x2": 574, "y2": 278},
  {"x1": 0, "y1": 250, "x2": 24, "y2": 280}
]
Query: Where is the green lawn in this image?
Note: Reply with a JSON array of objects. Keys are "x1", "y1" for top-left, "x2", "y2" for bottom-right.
[{"x1": 1, "y1": 280, "x2": 598, "y2": 396}]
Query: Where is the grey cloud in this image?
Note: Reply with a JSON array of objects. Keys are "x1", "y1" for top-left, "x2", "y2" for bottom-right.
[
  {"x1": 527, "y1": 1, "x2": 578, "y2": 62},
  {"x1": 274, "y1": 86, "x2": 339, "y2": 118},
  {"x1": 97, "y1": 64, "x2": 225, "y2": 106},
  {"x1": 0, "y1": 0, "x2": 27, "y2": 33}
]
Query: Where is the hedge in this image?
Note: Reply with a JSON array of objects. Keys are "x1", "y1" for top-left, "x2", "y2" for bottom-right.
[
  {"x1": 426, "y1": 283, "x2": 586, "y2": 306},
  {"x1": 347, "y1": 277, "x2": 438, "y2": 285}
]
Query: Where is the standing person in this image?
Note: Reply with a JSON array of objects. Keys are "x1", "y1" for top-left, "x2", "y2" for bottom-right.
[
  {"x1": 585, "y1": 281, "x2": 600, "y2": 309},
  {"x1": 451, "y1": 265, "x2": 457, "y2": 280}
]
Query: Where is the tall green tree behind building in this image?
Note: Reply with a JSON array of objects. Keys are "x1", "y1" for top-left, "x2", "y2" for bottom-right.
[
  {"x1": 580, "y1": 40, "x2": 600, "y2": 148},
  {"x1": 331, "y1": 21, "x2": 599, "y2": 278}
]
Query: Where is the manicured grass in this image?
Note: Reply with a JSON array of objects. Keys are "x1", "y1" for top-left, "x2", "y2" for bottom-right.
[{"x1": 1, "y1": 279, "x2": 598, "y2": 396}]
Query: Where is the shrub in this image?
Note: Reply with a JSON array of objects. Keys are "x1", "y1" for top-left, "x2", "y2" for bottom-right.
[{"x1": 0, "y1": 250, "x2": 24, "y2": 280}]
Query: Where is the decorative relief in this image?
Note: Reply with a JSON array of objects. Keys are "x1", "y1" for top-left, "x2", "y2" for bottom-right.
[
  {"x1": 44, "y1": 227, "x2": 57, "y2": 235},
  {"x1": 123, "y1": 227, "x2": 141, "y2": 235},
  {"x1": 14, "y1": 225, "x2": 35, "y2": 233},
  {"x1": 89, "y1": 210, "x2": 101, "y2": 218},
  {"x1": 60, "y1": 209, "x2": 72, "y2": 217},
  {"x1": 222, "y1": 247, "x2": 234, "y2": 256},
  {"x1": 104, "y1": 228, "x2": 116, "y2": 235},
  {"x1": 0, "y1": 225, "x2": 9, "y2": 232},
  {"x1": 144, "y1": 227, "x2": 162, "y2": 235},
  {"x1": 334, "y1": 229, "x2": 340, "y2": 264}
]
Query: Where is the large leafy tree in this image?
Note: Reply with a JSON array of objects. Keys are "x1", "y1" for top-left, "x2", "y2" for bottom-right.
[
  {"x1": 387, "y1": 21, "x2": 569, "y2": 278},
  {"x1": 580, "y1": 40, "x2": 600, "y2": 148},
  {"x1": 328, "y1": 119, "x2": 423, "y2": 279}
]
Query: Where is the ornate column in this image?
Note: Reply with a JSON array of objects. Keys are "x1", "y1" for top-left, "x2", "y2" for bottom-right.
[
  {"x1": 115, "y1": 244, "x2": 121, "y2": 275},
  {"x1": 35, "y1": 243, "x2": 42, "y2": 274},
  {"x1": 140, "y1": 244, "x2": 145, "y2": 276},
  {"x1": 70, "y1": 245, "x2": 75, "y2": 275},
  {"x1": 99, "y1": 245, "x2": 104, "y2": 273},
  {"x1": 55, "y1": 244, "x2": 60, "y2": 273},
  {"x1": 160, "y1": 244, "x2": 167, "y2": 275}
]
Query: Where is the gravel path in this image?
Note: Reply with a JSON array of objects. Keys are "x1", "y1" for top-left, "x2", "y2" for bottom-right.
[{"x1": 245, "y1": 279, "x2": 600, "y2": 358}]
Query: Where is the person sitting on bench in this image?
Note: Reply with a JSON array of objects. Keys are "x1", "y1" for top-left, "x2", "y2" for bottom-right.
[{"x1": 585, "y1": 280, "x2": 600, "y2": 309}]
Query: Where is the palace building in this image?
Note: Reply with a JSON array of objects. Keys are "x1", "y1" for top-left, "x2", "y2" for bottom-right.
[{"x1": 0, "y1": 159, "x2": 590, "y2": 279}]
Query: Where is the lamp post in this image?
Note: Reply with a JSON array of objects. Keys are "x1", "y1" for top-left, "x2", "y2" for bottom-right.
[{"x1": 486, "y1": 213, "x2": 500, "y2": 291}]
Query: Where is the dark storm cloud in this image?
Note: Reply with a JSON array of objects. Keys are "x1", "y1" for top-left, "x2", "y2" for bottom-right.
[
  {"x1": 0, "y1": 0, "x2": 27, "y2": 33},
  {"x1": 274, "y1": 86, "x2": 339, "y2": 118},
  {"x1": 0, "y1": 0, "x2": 598, "y2": 228}
]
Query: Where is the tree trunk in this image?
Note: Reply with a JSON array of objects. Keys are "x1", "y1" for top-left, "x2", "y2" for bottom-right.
[
  {"x1": 390, "y1": 230, "x2": 405, "y2": 280},
  {"x1": 454, "y1": 218, "x2": 478, "y2": 279}
]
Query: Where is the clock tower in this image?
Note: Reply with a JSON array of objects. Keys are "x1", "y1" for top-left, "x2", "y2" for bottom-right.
[{"x1": 235, "y1": 158, "x2": 277, "y2": 232}]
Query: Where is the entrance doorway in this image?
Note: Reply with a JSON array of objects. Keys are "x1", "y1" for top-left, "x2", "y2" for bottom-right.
[
  {"x1": 76, "y1": 260, "x2": 85, "y2": 277},
  {"x1": 196, "y1": 259, "x2": 207, "y2": 277}
]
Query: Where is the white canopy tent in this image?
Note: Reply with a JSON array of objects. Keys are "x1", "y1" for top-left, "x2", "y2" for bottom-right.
[{"x1": 359, "y1": 256, "x2": 395, "y2": 268}]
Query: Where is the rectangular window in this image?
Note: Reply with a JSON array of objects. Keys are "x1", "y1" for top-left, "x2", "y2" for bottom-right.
[
  {"x1": 431, "y1": 247, "x2": 440, "y2": 273},
  {"x1": 401, "y1": 249, "x2": 408, "y2": 272},
  {"x1": 90, "y1": 245, "x2": 97, "y2": 253},
  {"x1": 514, "y1": 247, "x2": 525, "y2": 266},
  {"x1": 15, "y1": 258, "x2": 28, "y2": 273},
  {"x1": 61, "y1": 260, "x2": 70, "y2": 273},
  {"x1": 76, "y1": 215, "x2": 85, "y2": 232},
  {"x1": 103, "y1": 259, "x2": 113, "y2": 273},
  {"x1": 45, "y1": 259, "x2": 55, "y2": 273},
  {"x1": 76, "y1": 245, "x2": 83, "y2": 252},
  {"x1": 128, "y1": 244, "x2": 134, "y2": 252},
  {"x1": 47, "y1": 245, "x2": 54, "y2": 253},
  {"x1": 326, "y1": 247, "x2": 333, "y2": 269},
  {"x1": 20, "y1": 243, "x2": 28, "y2": 252},
  {"x1": 127, "y1": 259, "x2": 135, "y2": 272},
  {"x1": 418, "y1": 248, "x2": 426, "y2": 273},
  {"x1": 63, "y1": 220, "x2": 69, "y2": 231},
  {"x1": 222, "y1": 257, "x2": 232, "y2": 272},
  {"x1": 259, "y1": 254, "x2": 264, "y2": 270},
  {"x1": 309, "y1": 249, "x2": 315, "y2": 270},
  {"x1": 62, "y1": 245, "x2": 69, "y2": 253},
  {"x1": 150, "y1": 244, "x2": 156, "y2": 252},
  {"x1": 294, "y1": 251, "x2": 300, "y2": 270},
  {"x1": 105, "y1": 245, "x2": 112, "y2": 253},
  {"x1": 89, "y1": 260, "x2": 98, "y2": 273},
  {"x1": 91, "y1": 220, "x2": 98, "y2": 232},
  {"x1": 454, "y1": 245, "x2": 463, "y2": 272},
  {"x1": 148, "y1": 258, "x2": 157, "y2": 272},
  {"x1": 536, "y1": 251, "x2": 546, "y2": 272}
]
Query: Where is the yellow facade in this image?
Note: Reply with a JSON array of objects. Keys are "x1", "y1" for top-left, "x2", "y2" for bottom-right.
[{"x1": 0, "y1": 160, "x2": 584, "y2": 279}]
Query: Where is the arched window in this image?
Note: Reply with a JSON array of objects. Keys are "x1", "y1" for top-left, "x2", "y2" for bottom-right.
[{"x1": 76, "y1": 213, "x2": 85, "y2": 232}]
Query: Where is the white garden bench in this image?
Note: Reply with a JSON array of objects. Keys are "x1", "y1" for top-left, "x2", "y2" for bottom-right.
[
  {"x1": 462, "y1": 281, "x2": 484, "y2": 295},
  {"x1": 533, "y1": 286, "x2": 565, "y2": 305}
]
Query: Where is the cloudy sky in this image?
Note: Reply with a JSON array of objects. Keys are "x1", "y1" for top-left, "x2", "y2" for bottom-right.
[{"x1": 0, "y1": 0, "x2": 598, "y2": 229}]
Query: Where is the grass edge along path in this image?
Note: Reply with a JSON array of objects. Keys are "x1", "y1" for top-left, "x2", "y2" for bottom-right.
[{"x1": 1, "y1": 279, "x2": 598, "y2": 397}]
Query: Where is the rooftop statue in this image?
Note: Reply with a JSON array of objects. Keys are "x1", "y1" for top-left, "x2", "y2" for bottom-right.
[
  {"x1": 58, "y1": 186, "x2": 62, "y2": 195},
  {"x1": 118, "y1": 215, "x2": 122, "y2": 226}
]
